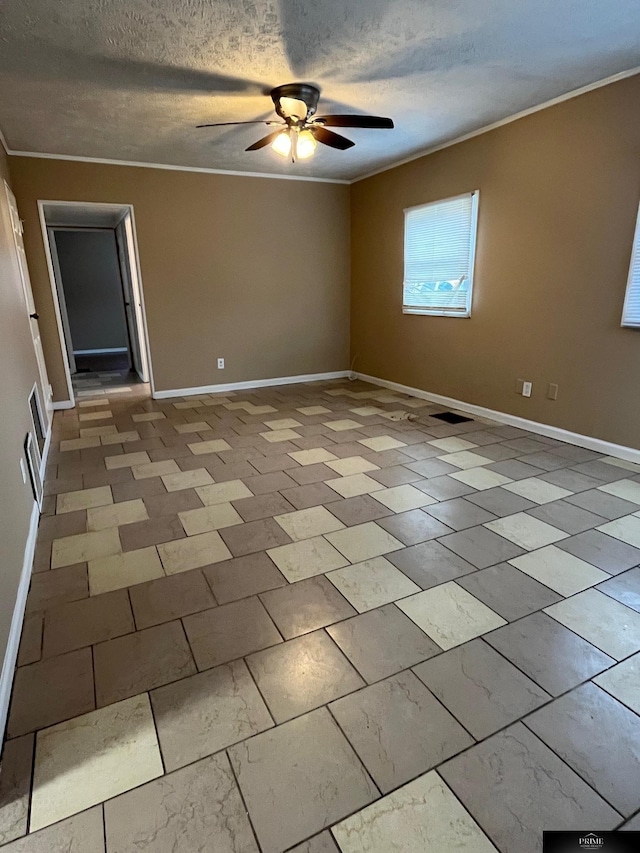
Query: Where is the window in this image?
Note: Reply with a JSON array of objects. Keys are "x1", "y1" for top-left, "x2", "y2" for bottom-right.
[
  {"x1": 403, "y1": 191, "x2": 479, "y2": 317},
  {"x1": 622, "y1": 202, "x2": 640, "y2": 328}
]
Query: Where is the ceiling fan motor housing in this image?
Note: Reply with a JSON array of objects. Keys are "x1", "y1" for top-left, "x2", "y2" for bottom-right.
[{"x1": 271, "y1": 83, "x2": 320, "y2": 119}]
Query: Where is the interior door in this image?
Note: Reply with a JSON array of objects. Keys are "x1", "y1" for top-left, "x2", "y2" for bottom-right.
[
  {"x1": 4, "y1": 181, "x2": 52, "y2": 423},
  {"x1": 115, "y1": 213, "x2": 148, "y2": 382},
  {"x1": 47, "y1": 229, "x2": 76, "y2": 375}
]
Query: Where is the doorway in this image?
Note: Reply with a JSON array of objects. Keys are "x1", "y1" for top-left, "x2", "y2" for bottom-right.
[{"x1": 38, "y1": 202, "x2": 153, "y2": 404}]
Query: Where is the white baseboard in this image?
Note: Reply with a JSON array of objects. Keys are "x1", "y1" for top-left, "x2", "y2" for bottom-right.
[
  {"x1": 73, "y1": 347, "x2": 128, "y2": 355},
  {"x1": 52, "y1": 400, "x2": 74, "y2": 410},
  {"x1": 152, "y1": 370, "x2": 350, "y2": 400},
  {"x1": 0, "y1": 501, "x2": 39, "y2": 744},
  {"x1": 356, "y1": 372, "x2": 640, "y2": 464}
]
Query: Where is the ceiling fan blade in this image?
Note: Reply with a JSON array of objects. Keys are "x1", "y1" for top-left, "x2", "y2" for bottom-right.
[
  {"x1": 313, "y1": 126, "x2": 355, "y2": 150},
  {"x1": 245, "y1": 130, "x2": 285, "y2": 151},
  {"x1": 314, "y1": 115, "x2": 394, "y2": 129},
  {"x1": 197, "y1": 120, "x2": 281, "y2": 128}
]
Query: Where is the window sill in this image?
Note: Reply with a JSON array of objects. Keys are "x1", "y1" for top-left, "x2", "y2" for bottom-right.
[{"x1": 403, "y1": 308, "x2": 471, "y2": 318}]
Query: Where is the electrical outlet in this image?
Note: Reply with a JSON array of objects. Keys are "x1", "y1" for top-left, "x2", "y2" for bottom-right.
[
  {"x1": 217, "y1": 358, "x2": 224, "y2": 369},
  {"x1": 547, "y1": 383, "x2": 559, "y2": 400},
  {"x1": 522, "y1": 381, "x2": 532, "y2": 398},
  {"x1": 516, "y1": 379, "x2": 524, "y2": 395}
]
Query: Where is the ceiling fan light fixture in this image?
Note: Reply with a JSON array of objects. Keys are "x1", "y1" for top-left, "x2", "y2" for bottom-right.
[
  {"x1": 297, "y1": 129, "x2": 317, "y2": 159},
  {"x1": 271, "y1": 130, "x2": 292, "y2": 157}
]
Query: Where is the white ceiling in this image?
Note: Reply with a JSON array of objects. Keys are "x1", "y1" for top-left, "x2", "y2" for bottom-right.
[{"x1": 1, "y1": 0, "x2": 639, "y2": 181}]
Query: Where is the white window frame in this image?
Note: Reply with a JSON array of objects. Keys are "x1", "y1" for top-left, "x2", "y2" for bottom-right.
[
  {"x1": 403, "y1": 191, "x2": 479, "y2": 318},
  {"x1": 621, "y1": 201, "x2": 640, "y2": 329}
]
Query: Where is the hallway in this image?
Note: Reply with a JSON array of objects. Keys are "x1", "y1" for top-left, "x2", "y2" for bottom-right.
[{"x1": 1, "y1": 378, "x2": 639, "y2": 851}]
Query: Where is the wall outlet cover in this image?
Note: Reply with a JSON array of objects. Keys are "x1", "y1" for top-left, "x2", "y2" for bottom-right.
[
  {"x1": 522, "y1": 381, "x2": 532, "y2": 397},
  {"x1": 547, "y1": 383, "x2": 559, "y2": 400},
  {"x1": 217, "y1": 358, "x2": 224, "y2": 369}
]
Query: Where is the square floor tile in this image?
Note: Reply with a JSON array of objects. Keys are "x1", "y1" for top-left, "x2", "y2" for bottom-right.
[
  {"x1": 327, "y1": 557, "x2": 420, "y2": 612},
  {"x1": 485, "y1": 612, "x2": 615, "y2": 695},
  {"x1": 594, "y1": 653, "x2": 640, "y2": 713},
  {"x1": 86, "y1": 498, "x2": 148, "y2": 531},
  {"x1": 598, "y1": 478, "x2": 640, "y2": 504},
  {"x1": 94, "y1": 620, "x2": 196, "y2": 706},
  {"x1": 386, "y1": 541, "x2": 476, "y2": 591},
  {"x1": 484, "y1": 512, "x2": 568, "y2": 550},
  {"x1": 297, "y1": 405, "x2": 332, "y2": 416},
  {"x1": 428, "y1": 437, "x2": 478, "y2": 452},
  {"x1": 178, "y1": 502, "x2": 243, "y2": 535},
  {"x1": 502, "y1": 477, "x2": 572, "y2": 504},
  {"x1": 326, "y1": 473, "x2": 385, "y2": 499},
  {"x1": 439, "y1": 723, "x2": 619, "y2": 853},
  {"x1": 566, "y1": 489, "x2": 638, "y2": 519},
  {"x1": 260, "y1": 575, "x2": 356, "y2": 638},
  {"x1": 26, "y1": 564, "x2": 88, "y2": 613},
  {"x1": 268, "y1": 536, "x2": 349, "y2": 582},
  {"x1": 414, "y1": 639, "x2": 549, "y2": 739},
  {"x1": 437, "y1": 451, "x2": 492, "y2": 469},
  {"x1": 440, "y1": 526, "x2": 525, "y2": 568},
  {"x1": 42, "y1": 589, "x2": 134, "y2": 657},
  {"x1": 325, "y1": 522, "x2": 404, "y2": 563},
  {"x1": 261, "y1": 428, "x2": 301, "y2": 442},
  {"x1": 7, "y1": 648, "x2": 95, "y2": 738},
  {"x1": 508, "y1": 545, "x2": 609, "y2": 596},
  {"x1": 247, "y1": 630, "x2": 363, "y2": 722},
  {"x1": 88, "y1": 546, "x2": 164, "y2": 595},
  {"x1": 324, "y1": 495, "x2": 393, "y2": 527},
  {"x1": 229, "y1": 707, "x2": 377, "y2": 853},
  {"x1": 327, "y1": 603, "x2": 440, "y2": 683},
  {"x1": 129, "y1": 570, "x2": 216, "y2": 629},
  {"x1": 544, "y1": 588, "x2": 640, "y2": 660},
  {"x1": 450, "y1": 468, "x2": 512, "y2": 491},
  {"x1": 358, "y1": 435, "x2": 406, "y2": 452},
  {"x1": 398, "y1": 582, "x2": 506, "y2": 650},
  {"x1": 376, "y1": 509, "x2": 453, "y2": 545},
  {"x1": 289, "y1": 448, "x2": 338, "y2": 466},
  {"x1": 371, "y1": 484, "x2": 436, "y2": 512},
  {"x1": 466, "y1": 486, "x2": 535, "y2": 516},
  {"x1": 105, "y1": 752, "x2": 258, "y2": 852},
  {"x1": 232, "y1": 492, "x2": 296, "y2": 522},
  {"x1": 424, "y1": 498, "x2": 496, "y2": 531},
  {"x1": 56, "y1": 485, "x2": 113, "y2": 515},
  {"x1": 150, "y1": 659, "x2": 273, "y2": 771},
  {"x1": 324, "y1": 419, "x2": 363, "y2": 432},
  {"x1": 332, "y1": 771, "x2": 496, "y2": 853},
  {"x1": 330, "y1": 671, "x2": 472, "y2": 793},
  {"x1": 30, "y1": 694, "x2": 163, "y2": 832},
  {"x1": 51, "y1": 528, "x2": 121, "y2": 569},
  {"x1": 526, "y1": 499, "x2": 605, "y2": 534},
  {"x1": 597, "y1": 515, "x2": 640, "y2": 548},
  {"x1": 196, "y1": 479, "x2": 253, "y2": 505},
  {"x1": 597, "y1": 567, "x2": 640, "y2": 612},
  {"x1": 281, "y1": 481, "x2": 341, "y2": 509},
  {"x1": 203, "y1": 551, "x2": 287, "y2": 604},
  {"x1": 219, "y1": 517, "x2": 291, "y2": 556},
  {"x1": 526, "y1": 682, "x2": 640, "y2": 817},
  {"x1": 274, "y1": 505, "x2": 345, "y2": 541},
  {"x1": 457, "y1": 562, "x2": 561, "y2": 621},
  {"x1": 557, "y1": 529, "x2": 640, "y2": 574},
  {"x1": 325, "y1": 456, "x2": 379, "y2": 476},
  {"x1": 157, "y1": 531, "x2": 232, "y2": 574},
  {"x1": 183, "y1": 597, "x2": 282, "y2": 669}
]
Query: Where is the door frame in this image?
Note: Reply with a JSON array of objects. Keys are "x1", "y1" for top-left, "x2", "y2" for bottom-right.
[{"x1": 37, "y1": 200, "x2": 155, "y2": 405}]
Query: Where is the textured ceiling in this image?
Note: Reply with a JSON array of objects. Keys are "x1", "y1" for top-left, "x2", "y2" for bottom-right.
[{"x1": 0, "y1": 0, "x2": 639, "y2": 181}]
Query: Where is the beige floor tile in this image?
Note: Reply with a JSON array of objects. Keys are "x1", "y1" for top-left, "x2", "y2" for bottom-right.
[
  {"x1": 326, "y1": 473, "x2": 385, "y2": 499},
  {"x1": 60, "y1": 437, "x2": 101, "y2": 452},
  {"x1": 509, "y1": 546, "x2": 609, "y2": 596},
  {"x1": 105, "y1": 451, "x2": 151, "y2": 470},
  {"x1": 132, "y1": 412, "x2": 166, "y2": 422},
  {"x1": 162, "y1": 468, "x2": 214, "y2": 492},
  {"x1": 503, "y1": 478, "x2": 572, "y2": 504},
  {"x1": 358, "y1": 436, "x2": 407, "y2": 452},
  {"x1": 196, "y1": 479, "x2": 254, "y2": 505},
  {"x1": 296, "y1": 405, "x2": 331, "y2": 415},
  {"x1": 86, "y1": 499, "x2": 148, "y2": 531},
  {"x1": 350, "y1": 405, "x2": 384, "y2": 416},
  {"x1": 80, "y1": 425, "x2": 118, "y2": 437},
  {"x1": 324, "y1": 419, "x2": 363, "y2": 432},
  {"x1": 265, "y1": 418, "x2": 302, "y2": 429},
  {"x1": 438, "y1": 450, "x2": 492, "y2": 469},
  {"x1": 332, "y1": 771, "x2": 497, "y2": 853},
  {"x1": 288, "y1": 448, "x2": 338, "y2": 466},
  {"x1": 545, "y1": 589, "x2": 640, "y2": 660},
  {"x1": 79, "y1": 399, "x2": 110, "y2": 407},
  {"x1": 485, "y1": 513, "x2": 568, "y2": 550},
  {"x1": 132, "y1": 459, "x2": 180, "y2": 480},
  {"x1": 398, "y1": 583, "x2": 506, "y2": 649},
  {"x1": 188, "y1": 438, "x2": 232, "y2": 454},
  {"x1": 88, "y1": 547, "x2": 164, "y2": 595},
  {"x1": 0, "y1": 808, "x2": 105, "y2": 852},
  {"x1": 158, "y1": 531, "x2": 232, "y2": 574},
  {"x1": 372, "y1": 484, "x2": 437, "y2": 512},
  {"x1": 30, "y1": 694, "x2": 163, "y2": 832},
  {"x1": 56, "y1": 486, "x2": 113, "y2": 515},
  {"x1": 268, "y1": 536, "x2": 349, "y2": 582},
  {"x1": 274, "y1": 505, "x2": 345, "y2": 541},
  {"x1": 325, "y1": 522, "x2": 404, "y2": 563},
  {"x1": 327, "y1": 557, "x2": 421, "y2": 612},
  {"x1": 326, "y1": 456, "x2": 380, "y2": 476},
  {"x1": 450, "y1": 468, "x2": 513, "y2": 490},
  {"x1": 79, "y1": 410, "x2": 113, "y2": 421},
  {"x1": 0, "y1": 734, "x2": 33, "y2": 845},
  {"x1": 598, "y1": 479, "x2": 640, "y2": 504},
  {"x1": 51, "y1": 528, "x2": 121, "y2": 569},
  {"x1": 179, "y1": 502, "x2": 243, "y2": 535},
  {"x1": 428, "y1": 437, "x2": 478, "y2": 452},
  {"x1": 260, "y1": 428, "x2": 302, "y2": 442},
  {"x1": 597, "y1": 515, "x2": 640, "y2": 548},
  {"x1": 175, "y1": 422, "x2": 210, "y2": 433},
  {"x1": 101, "y1": 431, "x2": 140, "y2": 445}
]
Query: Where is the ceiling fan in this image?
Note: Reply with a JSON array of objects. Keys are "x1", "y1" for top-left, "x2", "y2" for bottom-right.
[{"x1": 197, "y1": 83, "x2": 394, "y2": 161}]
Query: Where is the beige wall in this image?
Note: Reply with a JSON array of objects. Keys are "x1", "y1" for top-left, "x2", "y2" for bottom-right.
[
  {"x1": 8, "y1": 159, "x2": 350, "y2": 399},
  {"x1": 0, "y1": 144, "x2": 44, "y2": 729},
  {"x1": 351, "y1": 74, "x2": 640, "y2": 449}
]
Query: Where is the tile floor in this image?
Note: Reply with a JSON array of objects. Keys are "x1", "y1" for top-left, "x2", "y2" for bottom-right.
[{"x1": 1, "y1": 377, "x2": 640, "y2": 852}]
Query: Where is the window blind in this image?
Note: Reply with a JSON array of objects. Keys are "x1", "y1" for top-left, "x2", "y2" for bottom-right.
[
  {"x1": 622, "y1": 203, "x2": 640, "y2": 328},
  {"x1": 403, "y1": 191, "x2": 479, "y2": 316}
]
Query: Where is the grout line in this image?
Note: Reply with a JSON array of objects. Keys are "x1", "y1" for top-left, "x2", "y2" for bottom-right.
[{"x1": 225, "y1": 746, "x2": 264, "y2": 853}]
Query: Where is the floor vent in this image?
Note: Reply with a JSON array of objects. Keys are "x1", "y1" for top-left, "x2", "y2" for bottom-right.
[{"x1": 431, "y1": 411, "x2": 473, "y2": 424}]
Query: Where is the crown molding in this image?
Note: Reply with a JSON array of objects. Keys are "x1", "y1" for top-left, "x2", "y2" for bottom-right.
[{"x1": 352, "y1": 65, "x2": 640, "y2": 183}]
